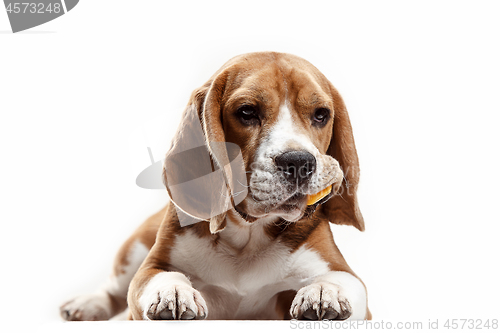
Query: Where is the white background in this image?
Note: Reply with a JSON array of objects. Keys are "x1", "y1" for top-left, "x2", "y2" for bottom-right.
[{"x1": 1, "y1": 0, "x2": 500, "y2": 331}]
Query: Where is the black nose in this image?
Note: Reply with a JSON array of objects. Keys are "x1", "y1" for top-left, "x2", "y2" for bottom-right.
[{"x1": 275, "y1": 151, "x2": 316, "y2": 185}]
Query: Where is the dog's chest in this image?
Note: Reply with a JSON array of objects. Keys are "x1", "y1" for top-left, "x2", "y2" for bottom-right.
[
  {"x1": 169, "y1": 224, "x2": 295, "y2": 293},
  {"x1": 168, "y1": 220, "x2": 331, "y2": 319}
]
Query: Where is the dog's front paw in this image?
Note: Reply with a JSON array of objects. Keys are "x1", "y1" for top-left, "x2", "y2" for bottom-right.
[
  {"x1": 60, "y1": 292, "x2": 113, "y2": 321},
  {"x1": 290, "y1": 282, "x2": 352, "y2": 321},
  {"x1": 142, "y1": 284, "x2": 207, "y2": 320}
]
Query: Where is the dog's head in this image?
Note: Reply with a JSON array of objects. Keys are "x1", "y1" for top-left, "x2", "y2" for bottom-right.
[{"x1": 163, "y1": 52, "x2": 364, "y2": 233}]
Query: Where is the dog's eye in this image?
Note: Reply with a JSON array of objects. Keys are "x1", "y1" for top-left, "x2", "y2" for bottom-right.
[
  {"x1": 312, "y1": 108, "x2": 330, "y2": 125},
  {"x1": 237, "y1": 105, "x2": 260, "y2": 126}
]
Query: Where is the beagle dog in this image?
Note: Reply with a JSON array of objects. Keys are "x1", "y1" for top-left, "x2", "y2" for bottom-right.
[{"x1": 60, "y1": 52, "x2": 371, "y2": 321}]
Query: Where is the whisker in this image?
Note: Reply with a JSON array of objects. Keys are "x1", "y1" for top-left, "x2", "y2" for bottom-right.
[
  {"x1": 231, "y1": 189, "x2": 247, "y2": 197},
  {"x1": 236, "y1": 179, "x2": 250, "y2": 189},
  {"x1": 272, "y1": 218, "x2": 292, "y2": 230}
]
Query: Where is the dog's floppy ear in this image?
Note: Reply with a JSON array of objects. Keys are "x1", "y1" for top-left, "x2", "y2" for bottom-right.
[
  {"x1": 162, "y1": 69, "x2": 247, "y2": 234},
  {"x1": 320, "y1": 83, "x2": 365, "y2": 231},
  {"x1": 201, "y1": 69, "x2": 249, "y2": 233}
]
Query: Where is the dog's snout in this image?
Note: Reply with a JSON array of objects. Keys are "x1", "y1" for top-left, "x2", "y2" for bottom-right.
[{"x1": 275, "y1": 151, "x2": 316, "y2": 185}]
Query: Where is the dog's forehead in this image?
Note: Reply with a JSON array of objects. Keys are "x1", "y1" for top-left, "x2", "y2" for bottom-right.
[
  {"x1": 220, "y1": 53, "x2": 334, "y2": 162},
  {"x1": 224, "y1": 56, "x2": 332, "y2": 112}
]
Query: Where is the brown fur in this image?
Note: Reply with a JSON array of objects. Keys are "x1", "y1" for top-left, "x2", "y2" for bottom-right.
[
  {"x1": 130, "y1": 52, "x2": 367, "y2": 319},
  {"x1": 197, "y1": 52, "x2": 362, "y2": 229},
  {"x1": 89, "y1": 52, "x2": 369, "y2": 320}
]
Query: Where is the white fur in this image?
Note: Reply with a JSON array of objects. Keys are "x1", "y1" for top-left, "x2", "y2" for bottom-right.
[
  {"x1": 247, "y1": 103, "x2": 341, "y2": 221},
  {"x1": 106, "y1": 240, "x2": 149, "y2": 298},
  {"x1": 314, "y1": 271, "x2": 367, "y2": 320},
  {"x1": 157, "y1": 216, "x2": 366, "y2": 320},
  {"x1": 139, "y1": 271, "x2": 208, "y2": 320},
  {"x1": 290, "y1": 271, "x2": 367, "y2": 320},
  {"x1": 60, "y1": 291, "x2": 114, "y2": 320}
]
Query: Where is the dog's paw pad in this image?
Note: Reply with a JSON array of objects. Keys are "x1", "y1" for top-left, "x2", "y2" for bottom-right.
[
  {"x1": 290, "y1": 282, "x2": 352, "y2": 321},
  {"x1": 144, "y1": 285, "x2": 207, "y2": 320}
]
